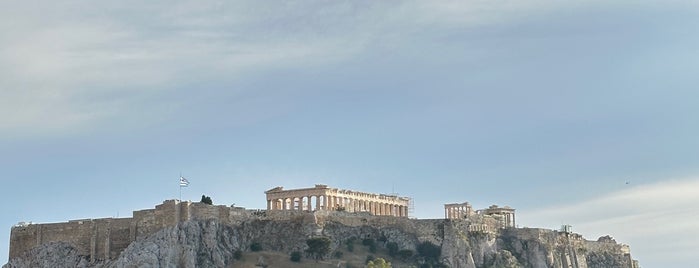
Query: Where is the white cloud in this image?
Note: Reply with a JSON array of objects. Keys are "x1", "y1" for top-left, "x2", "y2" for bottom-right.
[
  {"x1": 519, "y1": 178, "x2": 699, "y2": 266},
  {"x1": 3, "y1": 0, "x2": 688, "y2": 139},
  {"x1": 0, "y1": 1, "x2": 390, "y2": 138}
]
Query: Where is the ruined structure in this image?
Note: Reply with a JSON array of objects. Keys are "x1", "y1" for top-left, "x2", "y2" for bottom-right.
[
  {"x1": 265, "y1": 184, "x2": 410, "y2": 217},
  {"x1": 444, "y1": 201, "x2": 474, "y2": 219},
  {"x1": 445, "y1": 202, "x2": 516, "y2": 232}
]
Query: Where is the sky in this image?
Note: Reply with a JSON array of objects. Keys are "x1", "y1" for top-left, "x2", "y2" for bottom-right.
[{"x1": 1, "y1": 1, "x2": 698, "y2": 266}]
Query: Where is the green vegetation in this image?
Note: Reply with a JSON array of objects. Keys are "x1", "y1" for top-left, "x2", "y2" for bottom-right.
[
  {"x1": 366, "y1": 255, "x2": 375, "y2": 264},
  {"x1": 250, "y1": 242, "x2": 262, "y2": 252},
  {"x1": 229, "y1": 234, "x2": 429, "y2": 267},
  {"x1": 200, "y1": 195, "x2": 213, "y2": 205},
  {"x1": 224, "y1": 237, "x2": 421, "y2": 268},
  {"x1": 398, "y1": 249, "x2": 414, "y2": 260},
  {"x1": 306, "y1": 237, "x2": 332, "y2": 260},
  {"x1": 233, "y1": 249, "x2": 243, "y2": 260},
  {"x1": 345, "y1": 237, "x2": 356, "y2": 252},
  {"x1": 362, "y1": 238, "x2": 378, "y2": 253},
  {"x1": 416, "y1": 241, "x2": 444, "y2": 267},
  {"x1": 367, "y1": 257, "x2": 392, "y2": 268},
  {"x1": 290, "y1": 251, "x2": 302, "y2": 262},
  {"x1": 386, "y1": 242, "x2": 399, "y2": 257}
]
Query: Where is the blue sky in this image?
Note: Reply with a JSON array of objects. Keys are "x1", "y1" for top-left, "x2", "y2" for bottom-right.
[{"x1": 1, "y1": 1, "x2": 698, "y2": 266}]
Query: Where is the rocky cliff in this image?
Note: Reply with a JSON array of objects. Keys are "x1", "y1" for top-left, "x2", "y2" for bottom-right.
[{"x1": 4, "y1": 216, "x2": 639, "y2": 268}]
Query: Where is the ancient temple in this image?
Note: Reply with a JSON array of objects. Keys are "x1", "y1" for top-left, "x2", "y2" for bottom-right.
[{"x1": 265, "y1": 184, "x2": 410, "y2": 217}]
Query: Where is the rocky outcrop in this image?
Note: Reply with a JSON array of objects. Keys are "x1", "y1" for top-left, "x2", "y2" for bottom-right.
[
  {"x1": 4, "y1": 216, "x2": 639, "y2": 268},
  {"x1": 108, "y1": 220, "x2": 239, "y2": 268},
  {"x1": 3, "y1": 241, "x2": 93, "y2": 268}
]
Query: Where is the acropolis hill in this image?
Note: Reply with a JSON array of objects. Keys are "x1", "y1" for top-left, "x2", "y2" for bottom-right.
[{"x1": 5, "y1": 185, "x2": 640, "y2": 268}]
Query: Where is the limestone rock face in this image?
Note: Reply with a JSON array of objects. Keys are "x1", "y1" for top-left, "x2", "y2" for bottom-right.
[
  {"x1": 108, "y1": 220, "x2": 240, "y2": 268},
  {"x1": 4, "y1": 217, "x2": 639, "y2": 268},
  {"x1": 3, "y1": 241, "x2": 92, "y2": 268}
]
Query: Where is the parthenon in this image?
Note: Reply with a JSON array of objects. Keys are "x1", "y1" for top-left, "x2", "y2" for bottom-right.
[{"x1": 265, "y1": 184, "x2": 411, "y2": 217}]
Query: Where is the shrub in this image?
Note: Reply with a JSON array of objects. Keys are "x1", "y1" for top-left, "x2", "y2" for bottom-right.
[
  {"x1": 290, "y1": 251, "x2": 302, "y2": 262},
  {"x1": 334, "y1": 250, "x2": 344, "y2": 258},
  {"x1": 398, "y1": 249, "x2": 414, "y2": 260},
  {"x1": 306, "y1": 237, "x2": 332, "y2": 260},
  {"x1": 416, "y1": 241, "x2": 441, "y2": 262},
  {"x1": 250, "y1": 242, "x2": 262, "y2": 252},
  {"x1": 233, "y1": 249, "x2": 243, "y2": 260},
  {"x1": 386, "y1": 242, "x2": 399, "y2": 257},
  {"x1": 365, "y1": 255, "x2": 376, "y2": 264},
  {"x1": 362, "y1": 238, "x2": 376, "y2": 247},
  {"x1": 367, "y1": 257, "x2": 392, "y2": 268},
  {"x1": 345, "y1": 238, "x2": 356, "y2": 252},
  {"x1": 369, "y1": 243, "x2": 377, "y2": 253},
  {"x1": 200, "y1": 195, "x2": 213, "y2": 205}
]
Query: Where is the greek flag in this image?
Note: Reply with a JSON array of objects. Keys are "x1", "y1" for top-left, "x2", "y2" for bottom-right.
[{"x1": 179, "y1": 176, "x2": 190, "y2": 187}]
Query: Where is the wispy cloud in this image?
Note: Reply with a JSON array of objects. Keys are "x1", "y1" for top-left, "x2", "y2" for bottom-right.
[
  {"x1": 2, "y1": 0, "x2": 602, "y2": 139},
  {"x1": 0, "y1": 1, "x2": 395, "y2": 138},
  {"x1": 519, "y1": 178, "x2": 699, "y2": 266}
]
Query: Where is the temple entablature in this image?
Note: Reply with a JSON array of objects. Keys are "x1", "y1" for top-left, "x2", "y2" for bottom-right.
[{"x1": 265, "y1": 185, "x2": 410, "y2": 217}]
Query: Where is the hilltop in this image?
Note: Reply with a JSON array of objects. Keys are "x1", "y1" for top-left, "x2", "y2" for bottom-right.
[{"x1": 4, "y1": 199, "x2": 639, "y2": 268}]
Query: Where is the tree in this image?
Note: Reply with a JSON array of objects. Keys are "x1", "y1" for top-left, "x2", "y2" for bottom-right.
[
  {"x1": 367, "y1": 258, "x2": 392, "y2": 268},
  {"x1": 306, "y1": 237, "x2": 331, "y2": 260},
  {"x1": 387, "y1": 242, "x2": 399, "y2": 257},
  {"x1": 398, "y1": 249, "x2": 414, "y2": 260},
  {"x1": 362, "y1": 238, "x2": 377, "y2": 253},
  {"x1": 290, "y1": 251, "x2": 302, "y2": 262},
  {"x1": 417, "y1": 241, "x2": 442, "y2": 266},
  {"x1": 250, "y1": 242, "x2": 262, "y2": 252},
  {"x1": 233, "y1": 249, "x2": 243, "y2": 260},
  {"x1": 200, "y1": 195, "x2": 213, "y2": 205},
  {"x1": 345, "y1": 239, "x2": 355, "y2": 252}
]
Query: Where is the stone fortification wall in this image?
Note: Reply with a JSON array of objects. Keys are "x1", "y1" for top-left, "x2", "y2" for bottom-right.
[
  {"x1": 9, "y1": 218, "x2": 133, "y2": 263},
  {"x1": 8, "y1": 200, "x2": 258, "y2": 261}
]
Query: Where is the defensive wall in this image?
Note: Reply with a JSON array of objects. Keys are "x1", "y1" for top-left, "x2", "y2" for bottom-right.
[
  {"x1": 9, "y1": 200, "x2": 231, "y2": 262},
  {"x1": 9, "y1": 199, "x2": 501, "y2": 262}
]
